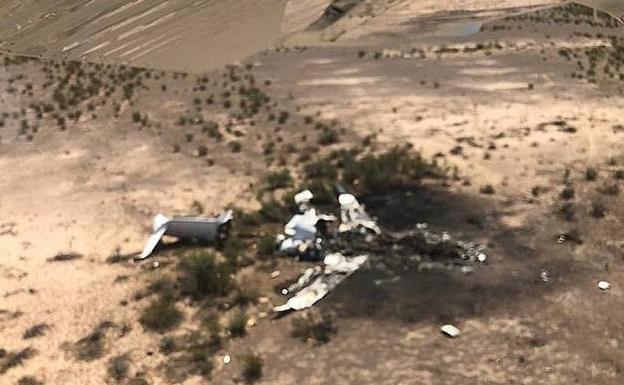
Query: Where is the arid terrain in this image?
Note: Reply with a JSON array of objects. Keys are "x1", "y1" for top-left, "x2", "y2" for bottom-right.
[{"x1": 2, "y1": 1, "x2": 624, "y2": 384}]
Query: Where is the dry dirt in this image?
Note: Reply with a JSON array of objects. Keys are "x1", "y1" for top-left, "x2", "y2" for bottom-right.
[{"x1": 2, "y1": 1, "x2": 624, "y2": 385}]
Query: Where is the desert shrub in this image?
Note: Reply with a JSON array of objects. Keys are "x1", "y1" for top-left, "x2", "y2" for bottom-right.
[
  {"x1": 147, "y1": 277, "x2": 177, "y2": 298},
  {"x1": 614, "y1": 170, "x2": 624, "y2": 179},
  {"x1": 139, "y1": 297, "x2": 183, "y2": 333},
  {"x1": 159, "y1": 336, "x2": 178, "y2": 355},
  {"x1": 127, "y1": 375, "x2": 149, "y2": 385},
  {"x1": 291, "y1": 313, "x2": 336, "y2": 344},
  {"x1": 197, "y1": 144, "x2": 208, "y2": 157},
  {"x1": 229, "y1": 141, "x2": 242, "y2": 152},
  {"x1": 342, "y1": 145, "x2": 442, "y2": 192},
  {"x1": 132, "y1": 112, "x2": 141, "y2": 123},
  {"x1": 258, "y1": 200, "x2": 290, "y2": 223},
  {"x1": 17, "y1": 376, "x2": 44, "y2": 385},
  {"x1": 264, "y1": 169, "x2": 292, "y2": 190},
  {"x1": 599, "y1": 183, "x2": 620, "y2": 195},
  {"x1": 241, "y1": 353, "x2": 263, "y2": 383},
  {"x1": 228, "y1": 310, "x2": 248, "y2": 337},
  {"x1": 304, "y1": 159, "x2": 338, "y2": 180},
  {"x1": 560, "y1": 187, "x2": 575, "y2": 200},
  {"x1": 590, "y1": 201, "x2": 606, "y2": 218},
  {"x1": 479, "y1": 185, "x2": 495, "y2": 195},
  {"x1": 180, "y1": 252, "x2": 232, "y2": 299},
  {"x1": 256, "y1": 236, "x2": 275, "y2": 257},
  {"x1": 585, "y1": 167, "x2": 598, "y2": 181},
  {"x1": 559, "y1": 203, "x2": 575, "y2": 221},
  {"x1": 234, "y1": 283, "x2": 259, "y2": 306},
  {"x1": 0, "y1": 347, "x2": 36, "y2": 374},
  {"x1": 23, "y1": 323, "x2": 49, "y2": 339},
  {"x1": 48, "y1": 252, "x2": 82, "y2": 262},
  {"x1": 185, "y1": 333, "x2": 215, "y2": 377},
  {"x1": 318, "y1": 127, "x2": 340, "y2": 145},
  {"x1": 203, "y1": 121, "x2": 222, "y2": 139},
  {"x1": 107, "y1": 354, "x2": 130, "y2": 383},
  {"x1": 277, "y1": 111, "x2": 289, "y2": 124},
  {"x1": 74, "y1": 322, "x2": 113, "y2": 361}
]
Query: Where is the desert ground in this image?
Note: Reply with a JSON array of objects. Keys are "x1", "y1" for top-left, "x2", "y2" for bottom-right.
[{"x1": 2, "y1": 1, "x2": 624, "y2": 384}]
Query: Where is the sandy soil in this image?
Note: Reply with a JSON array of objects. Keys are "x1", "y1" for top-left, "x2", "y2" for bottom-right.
[{"x1": 2, "y1": 1, "x2": 624, "y2": 385}]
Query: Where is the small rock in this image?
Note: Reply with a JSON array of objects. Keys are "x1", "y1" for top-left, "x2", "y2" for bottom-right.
[
  {"x1": 152, "y1": 261, "x2": 159, "y2": 268},
  {"x1": 223, "y1": 354, "x2": 231, "y2": 364},
  {"x1": 258, "y1": 296, "x2": 270, "y2": 304},
  {"x1": 246, "y1": 317, "x2": 257, "y2": 328},
  {"x1": 270, "y1": 270, "x2": 280, "y2": 279},
  {"x1": 440, "y1": 324, "x2": 461, "y2": 338},
  {"x1": 540, "y1": 270, "x2": 550, "y2": 283},
  {"x1": 598, "y1": 281, "x2": 611, "y2": 291}
]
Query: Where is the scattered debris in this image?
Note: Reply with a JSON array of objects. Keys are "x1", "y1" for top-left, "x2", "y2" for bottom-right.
[
  {"x1": 277, "y1": 191, "x2": 336, "y2": 260},
  {"x1": 274, "y1": 253, "x2": 368, "y2": 312},
  {"x1": 440, "y1": 324, "x2": 461, "y2": 338},
  {"x1": 137, "y1": 210, "x2": 234, "y2": 260},
  {"x1": 598, "y1": 280, "x2": 611, "y2": 291},
  {"x1": 337, "y1": 189, "x2": 381, "y2": 235},
  {"x1": 270, "y1": 270, "x2": 280, "y2": 279},
  {"x1": 541, "y1": 270, "x2": 550, "y2": 283}
]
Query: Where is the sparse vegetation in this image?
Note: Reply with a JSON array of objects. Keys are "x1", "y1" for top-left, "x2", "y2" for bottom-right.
[
  {"x1": 73, "y1": 321, "x2": 114, "y2": 361},
  {"x1": 180, "y1": 252, "x2": 233, "y2": 299},
  {"x1": 228, "y1": 310, "x2": 248, "y2": 337},
  {"x1": 107, "y1": 354, "x2": 130, "y2": 383},
  {"x1": 241, "y1": 353, "x2": 263, "y2": 383},
  {"x1": 291, "y1": 313, "x2": 337, "y2": 344},
  {"x1": 139, "y1": 297, "x2": 183, "y2": 333},
  {"x1": 23, "y1": 323, "x2": 49, "y2": 339},
  {"x1": 0, "y1": 347, "x2": 36, "y2": 374},
  {"x1": 264, "y1": 169, "x2": 293, "y2": 190},
  {"x1": 585, "y1": 167, "x2": 598, "y2": 181},
  {"x1": 17, "y1": 376, "x2": 44, "y2": 385}
]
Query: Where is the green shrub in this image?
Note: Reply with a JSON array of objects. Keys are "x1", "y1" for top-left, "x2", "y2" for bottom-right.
[
  {"x1": 235, "y1": 283, "x2": 259, "y2": 306},
  {"x1": 479, "y1": 184, "x2": 495, "y2": 195},
  {"x1": 0, "y1": 347, "x2": 36, "y2": 374},
  {"x1": 318, "y1": 127, "x2": 340, "y2": 145},
  {"x1": 181, "y1": 252, "x2": 232, "y2": 299},
  {"x1": 591, "y1": 201, "x2": 606, "y2": 218},
  {"x1": 107, "y1": 354, "x2": 130, "y2": 382},
  {"x1": 73, "y1": 322, "x2": 113, "y2": 361},
  {"x1": 229, "y1": 141, "x2": 242, "y2": 153},
  {"x1": 256, "y1": 236, "x2": 275, "y2": 257},
  {"x1": 17, "y1": 376, "x2": 44, "y2": 385},
  {"x1": 258, "y1": 200, "x2": 290, "y2": 223},
  {"x1": 342, "y1": 146, "x2": 442, "y2": 192},
  {"x1": 264, "y1": 169, "x2": 292, "y2": 190},
  {"x1": 291, "y1": 313, "x2": 336, "y2": 344},
  {"x1": 585, "y1": 167, "x2": 598, "y2": 181},
  {"x1": 560, "y1": 186, "x2": 575, "y2": 200},
  {"x1": 228, "y1": 310, "x2": 248, "y2": 337},
  {"x1": 139, "y1": 297, "x2": 183, "y2": 333},
  {"x1": 160, "y1": 336, "x2": 178, "y2": 355},
  {"x1": 241, "y1": 353, "x2": 263, "y2": 383},
  {"x1": 23, "y1": 323, "x2": 49, "y2": 339}
]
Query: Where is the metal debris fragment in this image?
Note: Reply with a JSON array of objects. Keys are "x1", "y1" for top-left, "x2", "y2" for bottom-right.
[
  {"x1": 337, "y1": 191, "x2": 381, "y2": 235},
  {"x1": 137, "y1": 210, "x2": 233, "y2": 260},
  {"x1": 274, "y1": 253, "x2": 368, "y2": 312},
  {"x1": 440, "y1": 324, "x2": 461, "y2": 338}
]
